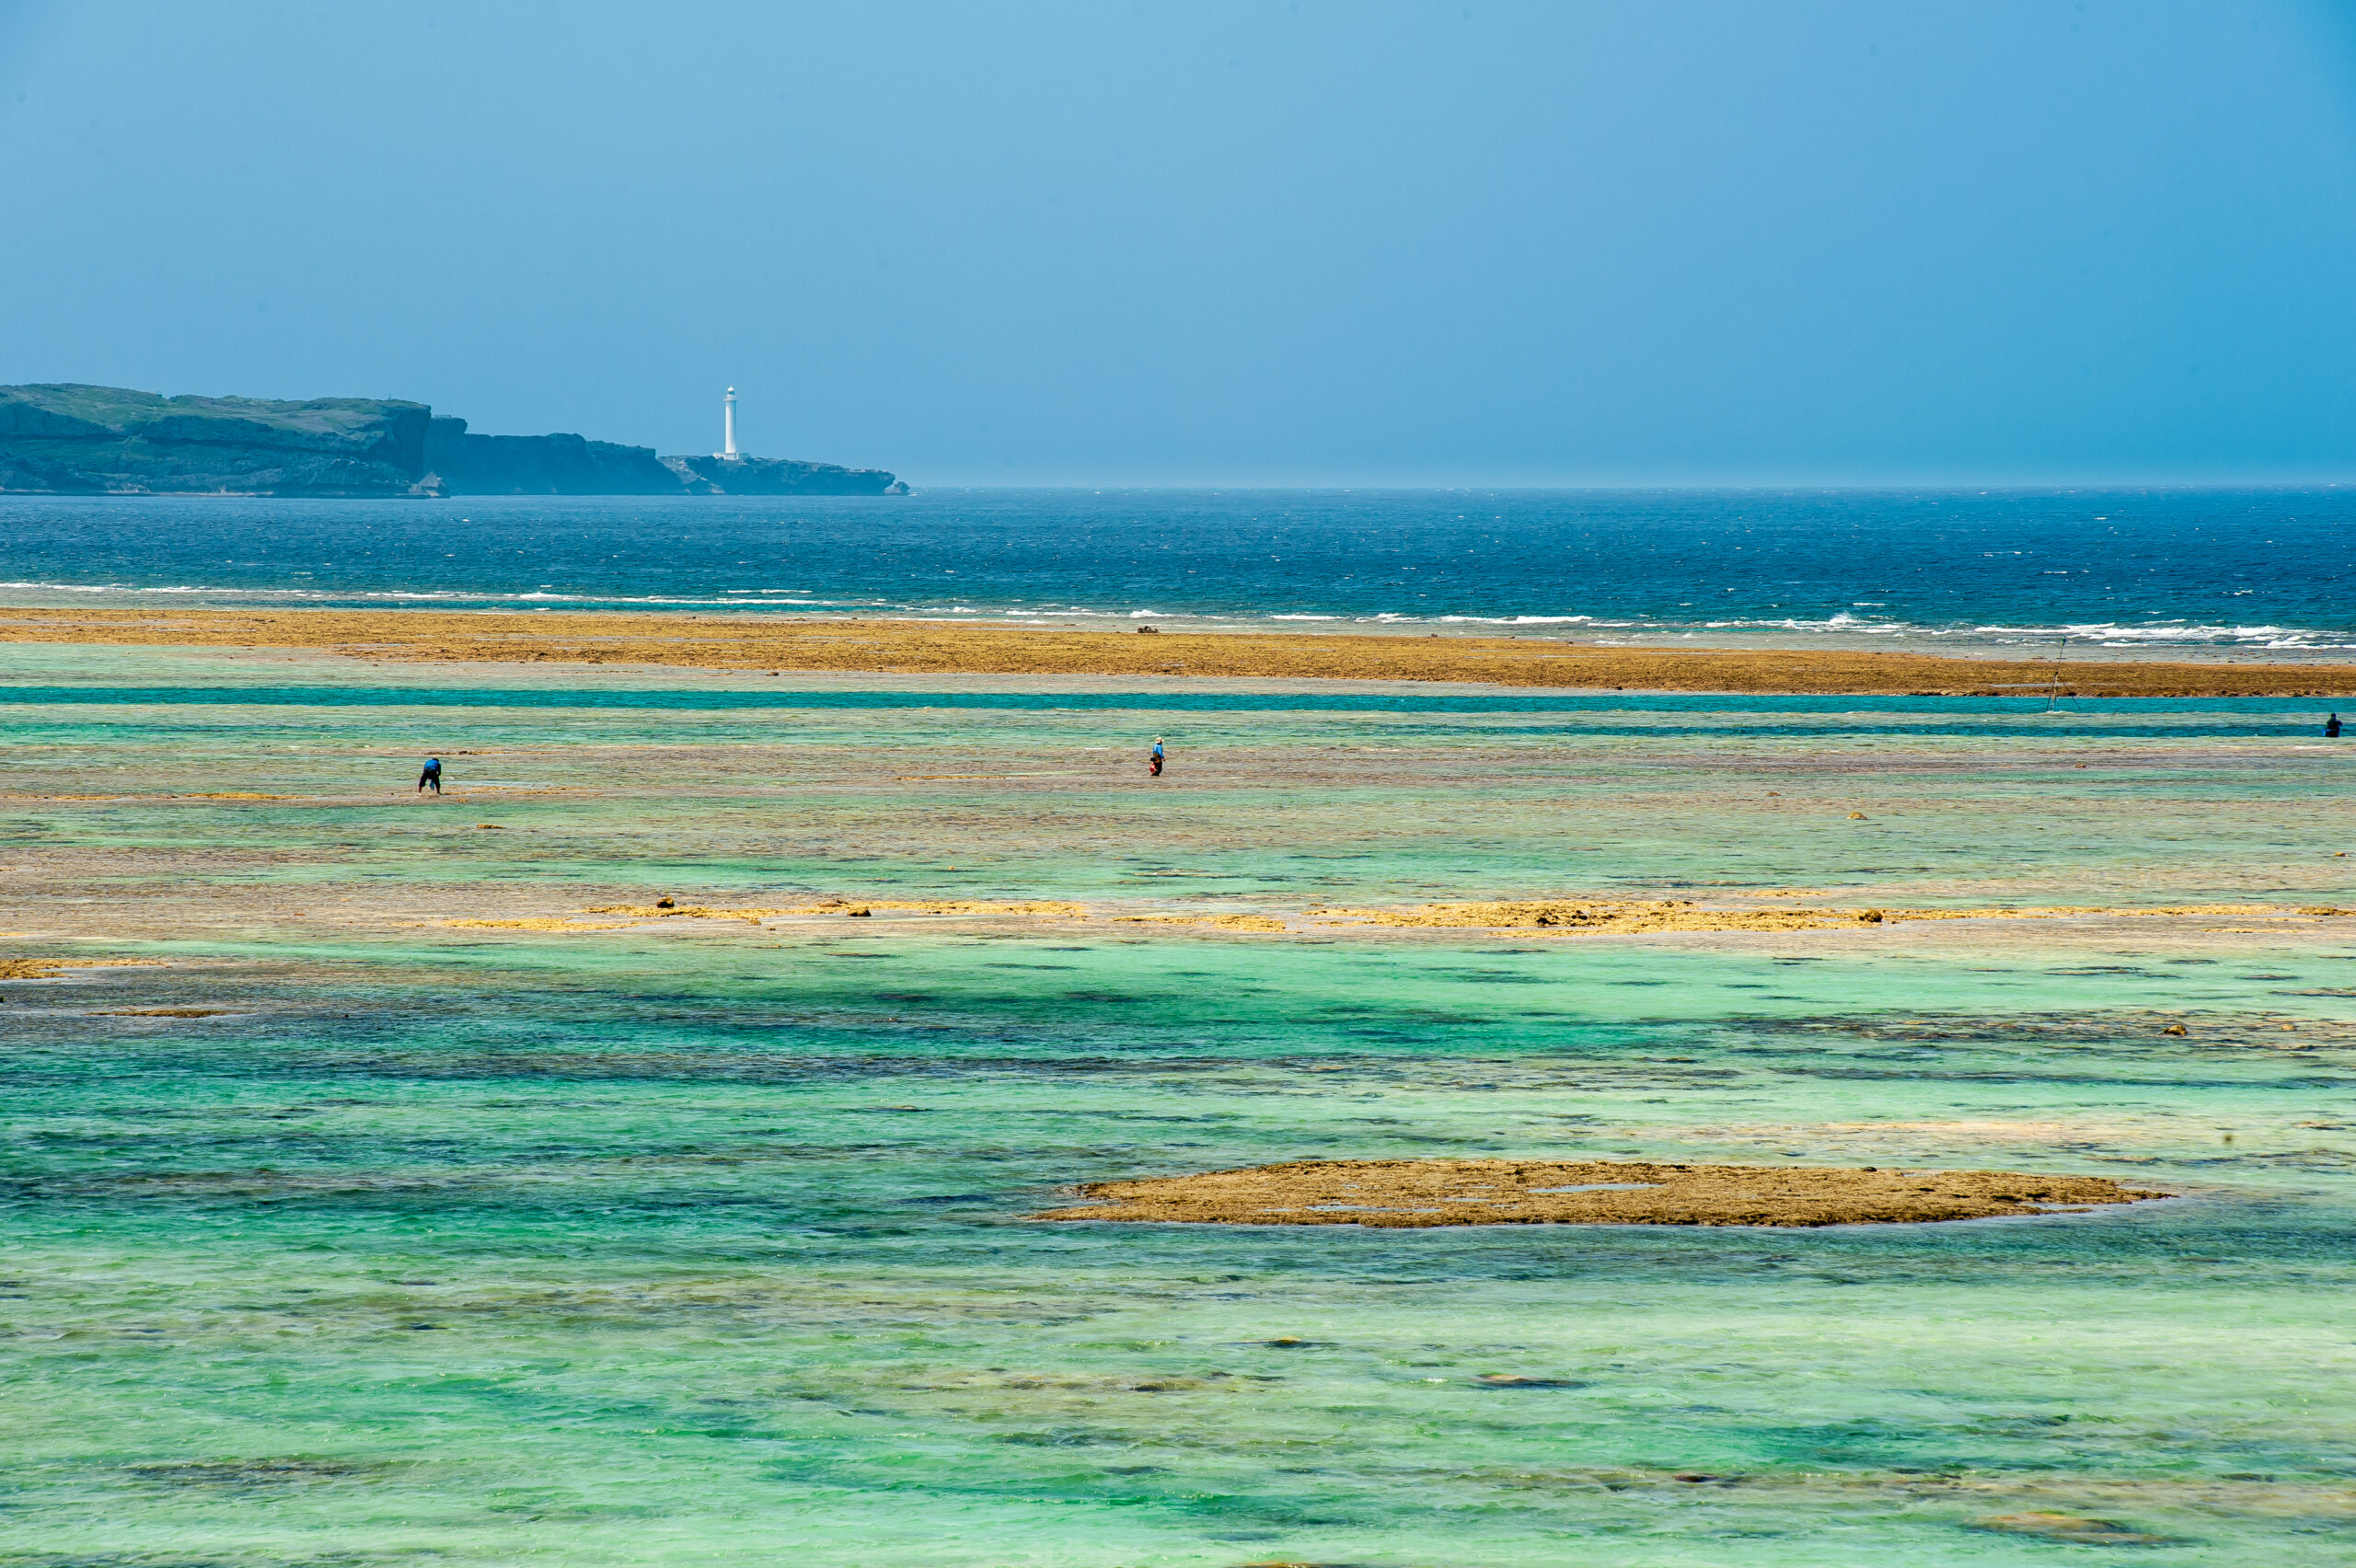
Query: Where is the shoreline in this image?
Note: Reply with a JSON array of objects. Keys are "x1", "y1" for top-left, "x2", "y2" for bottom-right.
[{"x1": 0, "y1": 606, "x2": 2351, "y2": 696}]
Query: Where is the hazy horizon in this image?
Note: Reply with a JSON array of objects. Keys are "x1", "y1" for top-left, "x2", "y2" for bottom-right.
[{"x1": 4, "y1": 0, "x2": 2353, "y2": 488}]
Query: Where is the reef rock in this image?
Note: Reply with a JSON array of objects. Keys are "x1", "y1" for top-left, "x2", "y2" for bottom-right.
[{"x1": 662, "y1": 454, "x2": 903, "y2": 496}]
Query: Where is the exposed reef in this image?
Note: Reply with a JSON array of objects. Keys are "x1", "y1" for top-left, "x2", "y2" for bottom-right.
[
  {"x1": 0, "y1": 383, "x2": 900, "y2": 497},
  {"x1": 0, "y1": 955, "x2": 165, "y2": 980},
  {"x1": 1310, "y1": 897, "x2": 2339, "y2": 933},
  {"x1": 2, "y1": 608, "x2": 2349, "y2": 696},
  {"x1": 1030, "y1": 1158, "x2": 2169, "y2": 1228}
]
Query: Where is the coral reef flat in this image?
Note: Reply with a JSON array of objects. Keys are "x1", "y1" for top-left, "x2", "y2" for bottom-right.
[
  {"x1": 2, "y1": 605, "x2": 2352, "y2": 694},
  {"x1": 1031, "y1": 1158, "x2": 2167, "y2": 1227},
  {"x1": 1, "y1": 640, "x2": 2350, "y2": 1565}
]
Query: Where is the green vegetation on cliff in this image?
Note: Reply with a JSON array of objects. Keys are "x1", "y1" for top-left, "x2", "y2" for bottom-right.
[{"x1": 0, "y1": 384, "x2": 431, "y2": 496}]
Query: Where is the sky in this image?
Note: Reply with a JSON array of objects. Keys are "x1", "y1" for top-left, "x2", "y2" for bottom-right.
[{"x1": 2, "y1": 0, "x2": 2353, "y2": 486}]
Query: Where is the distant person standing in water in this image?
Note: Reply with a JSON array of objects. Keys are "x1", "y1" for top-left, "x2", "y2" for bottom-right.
[
  {"x1": 418, "y1": 756, "x2": 443, "y2": 794},
  {"x1": 2329, "y1": 713, "x2": 2343, "y2": 738},
  {"x1": 1149, "y1": 737, "x2": 1165, "y2": 778}
]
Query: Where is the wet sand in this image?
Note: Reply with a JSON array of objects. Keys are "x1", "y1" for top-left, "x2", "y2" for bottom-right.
[
  {"x1": 1032, "y1": 1158, "x2": 2167, "y2": 1228},
  {"x1": 2, "y1": 607, "x2": 2350, "y2": 694}
]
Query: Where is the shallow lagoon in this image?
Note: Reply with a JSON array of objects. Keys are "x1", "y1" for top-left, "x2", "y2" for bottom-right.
[{"x1": 2, "y1": 649, "x2": 2352, "y2": 1564}]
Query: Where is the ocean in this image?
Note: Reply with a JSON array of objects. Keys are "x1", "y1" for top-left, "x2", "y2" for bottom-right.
[
  {"x1": 2, "y1": 486, "x2": 2352, "y2": 653},
  {"x1": 2, "y1": 513, "x2": 2352, "y2": 1562}
]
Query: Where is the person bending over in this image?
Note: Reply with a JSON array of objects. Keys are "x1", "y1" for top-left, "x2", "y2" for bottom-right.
[{"x1": 418, "y1": 756, "x2": 443, "y2": 794}]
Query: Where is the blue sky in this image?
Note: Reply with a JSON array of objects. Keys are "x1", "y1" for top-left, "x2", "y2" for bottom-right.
[{"x1": 2, "y1": 0, "x2": 2351, "y2": 484}]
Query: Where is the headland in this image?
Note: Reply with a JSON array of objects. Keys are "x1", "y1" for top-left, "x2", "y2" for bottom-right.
[{"x1": 0, "y1": 383, "x2": 901, "y2": 498}]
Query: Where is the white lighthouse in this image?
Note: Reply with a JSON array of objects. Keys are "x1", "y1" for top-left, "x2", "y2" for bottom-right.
[{"x1": 719, "y1": 386, "x2": 740, "y2": 459}]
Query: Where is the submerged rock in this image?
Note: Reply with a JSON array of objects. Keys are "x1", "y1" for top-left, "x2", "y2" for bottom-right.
[
  {"x1": 1474, "y1": 1373, "x2": 1587, "y2": 1388},
  {"x1": 1969, "y1": 1511, "x2": 2176, "y2": 1545}
]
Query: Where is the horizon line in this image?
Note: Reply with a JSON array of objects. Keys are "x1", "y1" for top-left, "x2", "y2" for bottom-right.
[{"x1": 864, "y1": 474, "x2": 2356, "y2": 492}]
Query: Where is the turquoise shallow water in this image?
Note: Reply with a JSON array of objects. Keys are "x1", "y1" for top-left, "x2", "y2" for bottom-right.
[
  {"x1": 3, "y1": 649, "x2": 2354, "y2": 1564},
  {"x1": 2, "y1": 644, "x2": 2350, "y2": 911}
]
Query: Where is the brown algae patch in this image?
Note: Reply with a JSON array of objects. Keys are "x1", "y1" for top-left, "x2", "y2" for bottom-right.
[
  {"x1": 582, "y1": 904, "x2": 803, "y2": 924},
  {"x1": 1114, "y1": 914, "x2": 1289, "y2": 932},
  {"x1": 0, "y1": 956, "x2": 163, "y2": 980},
  {"x1": 1316, "y1": 899, "x2": 1902, "y2": 933},
  {"x1": 428, "y1": 897, "x2": 2343, "y2": 941},
  {"x1": 99, "y1": 1008, "x2": 231, "y2": 1018},
  {"x1": 6, "y1": 606, "x2": 2352, "y2": 696},
  {"x1": 1313, "y1": 899, "x2": 2333, "y2": 934},
  {"x1": 436, "y1": 900, "x2": 1092, "y2": 936},
  {"x1": 1030, "y1": 1159, "x2": 2167, "y2": 1228},
  {"x1": 583, "y1": 898, "x2": 1091, "y2": 922}
]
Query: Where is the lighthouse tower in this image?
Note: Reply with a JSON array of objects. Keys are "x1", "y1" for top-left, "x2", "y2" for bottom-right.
[{"x1": 719, "y1": 386, "x2": 740, "y2": 459}]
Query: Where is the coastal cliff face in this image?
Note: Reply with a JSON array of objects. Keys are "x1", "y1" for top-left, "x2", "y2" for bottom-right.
[
  {"x1": 0, "y1": 385, "x2": 432, "y2": 496},
  {"x1": 424, "y1": 418, "x2": 681, "y2": 495},
  {"x1": 0, "y1": 385, "x2": 904, "y2": 498},
  {"x1": 662, "y1": 454, "x2": 905, "y2": 496}
]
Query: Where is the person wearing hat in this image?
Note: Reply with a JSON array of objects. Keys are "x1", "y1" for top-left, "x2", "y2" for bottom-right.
[{"x1": 1149, "y1": 737, "x2": 1166, "y2": 778}]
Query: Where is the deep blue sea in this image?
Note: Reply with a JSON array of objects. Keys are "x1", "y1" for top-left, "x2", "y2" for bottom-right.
[{"x1": 2, "y1": 486, "x2": 2350, "y2": 651}]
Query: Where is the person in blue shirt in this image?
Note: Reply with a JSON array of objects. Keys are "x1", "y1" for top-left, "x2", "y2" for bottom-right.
[
  {"x1": 1149, "y1": 737, "x2": 1166, "y2": 778},
  {"x1": 418, "y1": 756, "x2": 443, "y2": 794}
]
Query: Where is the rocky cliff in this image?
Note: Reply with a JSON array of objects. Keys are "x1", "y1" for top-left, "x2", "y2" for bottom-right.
[
  {"x1": 424, "y1": 418, "x2": 681, "y2": 495},
  {"x1": 0, "y1": 385, "x2": 433, "y2": 496},
  {"x1": 662, "y1": 454, "x2": 906, "y2": 496},
  {"x1": 0, "y1": 384, "x2": 903, "y2": 498}
]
